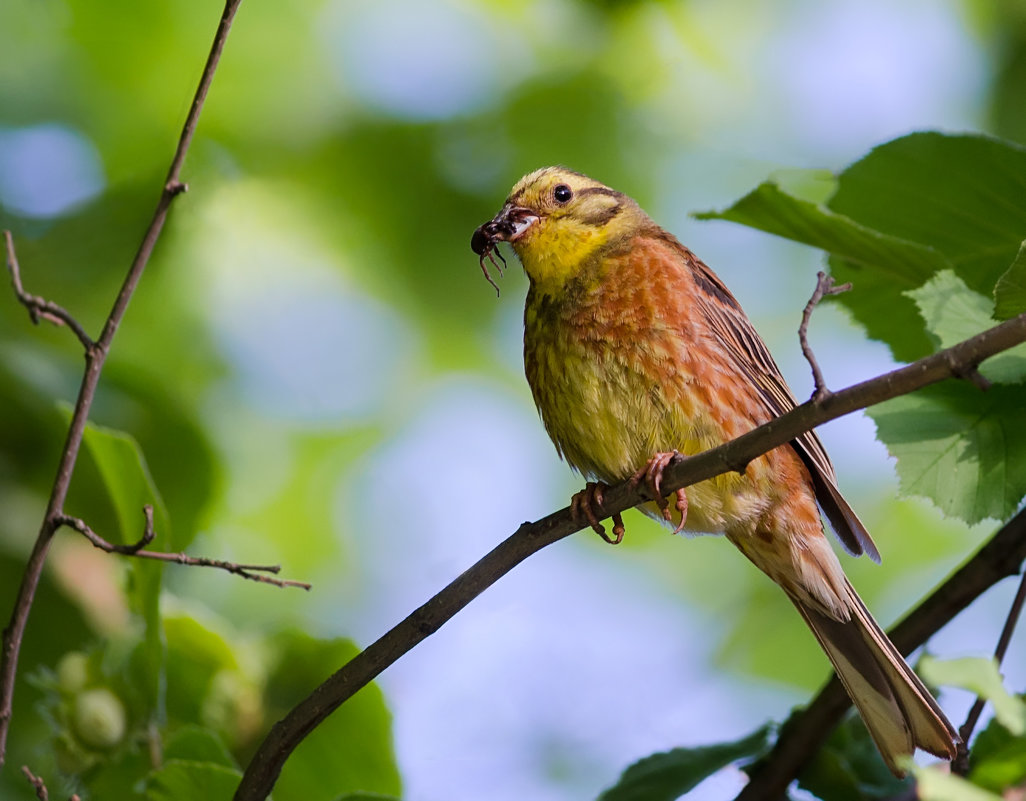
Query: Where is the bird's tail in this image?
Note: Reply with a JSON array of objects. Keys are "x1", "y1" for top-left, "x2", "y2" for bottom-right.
[{"x1": 790, "y1": 582, "x2": 959, "y2": 775}]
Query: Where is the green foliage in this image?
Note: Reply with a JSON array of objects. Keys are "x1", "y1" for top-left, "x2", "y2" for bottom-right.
[
  {"x1": 596, "y1": 725, "x2": 773, "y2": 801},
  {"x1": 702, "y1": 132, "x2": 1026, "y2": 525},
  {"x1": 919, "y1": 656, "x2": 1026, "y2": 735},
  {"x1": 994, "y1": 242, "x2": 1026, "y2": 320},
  {"x1": 796, "y1": 714, "x2": 911, "y2": 801},
  {"x1": 909, "y1": 764, "x2": 1004, "y2": 801},
  {"x1": 968, "y1": 713, "x2": 1026, "y2": 793},
  {"x1": 145, "y1": 760, "x2": 243, "y2": 801}
]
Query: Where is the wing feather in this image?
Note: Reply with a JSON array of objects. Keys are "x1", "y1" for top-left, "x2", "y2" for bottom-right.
[{"x1": 669, "y1": 238, "x2": 880, "y2": 562}]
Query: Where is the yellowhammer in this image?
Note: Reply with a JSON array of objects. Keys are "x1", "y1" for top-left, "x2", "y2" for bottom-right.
[{"x1": 471, "y1": 166, "x2": 958, "y2": 774}]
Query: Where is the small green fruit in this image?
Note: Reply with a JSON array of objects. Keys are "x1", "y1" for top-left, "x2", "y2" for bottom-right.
[{"x1": 72, "y1": 688, "x2": 126, "y2": 750}]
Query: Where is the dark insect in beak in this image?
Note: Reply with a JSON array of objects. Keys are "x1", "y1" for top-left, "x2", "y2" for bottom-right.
[{"x1": 471, "y1": 221, "x2": 509, "y2": 297}]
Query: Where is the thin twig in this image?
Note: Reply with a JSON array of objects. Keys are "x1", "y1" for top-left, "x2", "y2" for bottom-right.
[
  {"x1": 0, "y1": 0, "x2": 245, "y2": 769},
  {"x1": 951, "y1": 569, "x2": 1026, "y2": 775},
  {"x1": 4, "y1": 232, "x2": 94, "y2": 350},
  {"x1": 736, "y1": 506, "x2": 1026, "y2": 801},
  {"x1": 234, "y1": 311, "x2": 1026, "y2": 801},
  {"x1": 21, "y1": 765, "x2": 48, "y2": 801},
  {"x1": 799, "y1": 271, "x2": 851, "y2": 400},
  {"x1": 54, "y1": 509, "x2": 310, "y2": 590}
]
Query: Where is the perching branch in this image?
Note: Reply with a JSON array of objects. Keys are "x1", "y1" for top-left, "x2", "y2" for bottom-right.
[
  {"x1": 0, "y1": 0, "x2": 245, "y2": 769},
  {"x1": 234, "y1": 311, "x2": 1026, "y2": 801},
  {"x1": 56, "y1": 507, "x2": 311, "y2": 591},
  {"x1": 20, "y1": 765, "x2": 80, "y2": 801}
]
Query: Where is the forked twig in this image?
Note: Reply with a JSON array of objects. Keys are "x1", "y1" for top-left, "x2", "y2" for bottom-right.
[
  {"x1": 4, "y1": 232, "x2": 94, "y2": 350},
  {"x1": 55, "y1": 508, "x2": 310, "y2": 590},
  {"x1": 798, "y1": 271, "x2": 851, "y2": 400}
]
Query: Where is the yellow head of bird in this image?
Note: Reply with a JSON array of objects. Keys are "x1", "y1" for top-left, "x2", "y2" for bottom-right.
[{"x1": 472, "y1": 167, "x2": 643, "y2": 294}]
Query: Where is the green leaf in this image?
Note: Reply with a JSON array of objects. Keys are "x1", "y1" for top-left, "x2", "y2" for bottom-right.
[
  {"x1": 697, "y1": 133, "x2": 1026, "y2": 362},
  {"x1": 918, "y1": 657, "x2": 1026, "y2": 735},
  {"x1": 994, "y1": 241, "x2": 1026, "y2": 320},
  {"x1": 968, "y1": 713, "x2": 1026, "y2": 793},
  {"x1": 694, "y1": 179, "x2": 949, "y2": 284},
  {"x1": 267, "y1": 631, "x2": 401, "y2": 801},
  {"x1": 145, "y1": 759, "x2": 242, "y2": 801},
  {"x1": 77, "y1": 416, "x2": 171, "y2": 723},
  {"x1": 163, "y1": 725, "x2": 236, "y2": 769},
  {"x1": 797, "y1": 713, "x2": 911, "y2": 801},
  {"x1": 596, "y1": 724, "x2": 773, "y2": 801},
  {"x1": 869, "y1": 382, "x2": 1026, "y2": 524},
  {"x1": 910, "y1": 763, "x2": 1004, "y2": 801},
  {"x1": 906, "y1": 270, "x2": 1026, "y2": 383},
  {"x1": 332, "y1": 795, "x2": 403, "y2": 801}
]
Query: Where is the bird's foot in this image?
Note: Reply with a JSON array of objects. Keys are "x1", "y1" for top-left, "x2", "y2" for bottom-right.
[
  {"x1": 570, "y1": 481, "x2": 625, "y2": 545},
  {"x1": 632, "y1": 451, "x2": 688, "y2": 534}
]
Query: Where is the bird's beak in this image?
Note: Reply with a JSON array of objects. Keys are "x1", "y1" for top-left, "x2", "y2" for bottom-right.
[{"x1": 471, "y1": 204, "x2": 539, "y2": 255}]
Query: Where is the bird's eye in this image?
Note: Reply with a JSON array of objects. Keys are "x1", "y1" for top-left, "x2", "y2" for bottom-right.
[{"x1": 553, "y1": 184, "x2": 573, "y2": 204}]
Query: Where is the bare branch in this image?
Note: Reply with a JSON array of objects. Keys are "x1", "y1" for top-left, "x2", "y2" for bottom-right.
[
  {"x1": 21, "y1": 765, "x2": 48, "y2": 801},
  {"x1": 5, "y1": 231, "x2": 94, "y2": 350},
  {"x1": 54, "y1": 508, "x2": 310, "y2": 591},
  {"x1": 799, "y1": 271, "x2": 851, "y2": 400},
  {"x1": 234, "y1": 312, "x2": 1026, "y2": 801},
  {"x1": 0, "y1": 0, "x2": 245, "y2": 768}
]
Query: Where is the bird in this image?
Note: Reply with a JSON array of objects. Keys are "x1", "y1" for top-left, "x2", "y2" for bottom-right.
[{"x1": 470, "y1": 166, "x2": 958, "y2": 775}]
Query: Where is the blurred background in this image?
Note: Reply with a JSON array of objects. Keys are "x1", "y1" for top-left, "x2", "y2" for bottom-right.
[{"x1": 1, "y1": 0, "x2": 1025, "y2": 799}]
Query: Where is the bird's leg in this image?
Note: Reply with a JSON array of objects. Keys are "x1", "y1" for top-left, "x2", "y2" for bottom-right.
[
  {"x1": 632, "y1": 451, "x2": 688, "y2": 534},
  {"x1": 570, "y1": 482, "x2": 625, "y2": 545}
]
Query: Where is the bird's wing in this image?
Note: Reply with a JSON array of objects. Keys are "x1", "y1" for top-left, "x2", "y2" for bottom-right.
[{"x1": 680, "y1": 245, "x2": 880, "y2": 562}]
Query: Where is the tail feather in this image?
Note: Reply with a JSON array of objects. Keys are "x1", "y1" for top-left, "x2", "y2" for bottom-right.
[{"x1": 790, "y1": 581, "x2": 959, "y2": 775}]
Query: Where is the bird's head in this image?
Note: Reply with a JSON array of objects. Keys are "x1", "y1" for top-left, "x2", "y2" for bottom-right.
[{"x1": 472, "y1": 167, "x2": 643, "y2": 294}]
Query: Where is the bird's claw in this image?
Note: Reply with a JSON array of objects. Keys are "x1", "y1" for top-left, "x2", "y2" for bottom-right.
[
  {"x1": 632, "y1": 451, "x2": 689, "y2": 534},
  {"x1": 571, "y1": 482, "x2": 625, "y2": 545}
]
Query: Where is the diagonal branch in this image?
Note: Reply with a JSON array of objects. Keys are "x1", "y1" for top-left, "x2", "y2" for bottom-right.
[
  {"x1": 0, "y1": 0, "x2": 245, "y2": 769},
  {"x1": 233, "y1": 312, "x2": 1026, "y2": 801},
  {"x1": 55, "y1": 508, "x2": 311, "y2": 590}
]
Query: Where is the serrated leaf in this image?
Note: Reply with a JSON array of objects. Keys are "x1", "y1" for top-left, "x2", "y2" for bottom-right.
[
  {"x1": 968, "y1": 713, "x2": 1026, "y2": 793},
  {"x1": 596, "y1": 724, "x2": 773, "y2": 801},
  {"x1": 994, "y1": 241, "x2": 1026, "y2": 320},
  {"x1": 910, "y1": 763, "x2": 1004, "y2": 801},
  {"x1": 919, "y1": 657, "x2": 1026, "y2": 735},
  {"x1": 797, "y1": 713, "x2": 911, "y2": 801},
  {"x1": 869, "y1": 382, "x2": 1026, "y2": 524},
  {"x1": 907, "y1": 270, "x2": 1026, "y2": 383},
  {"x1": 145, "y1": 759, "x2": 242, "y2": 801},
  {"x1": 163, "y1": 725, "x2": 236, "y2": 768},
  {"x1": 694, "y1": 179, "x2": 949, "y2": 283},
  {"x1": 697, "y1": 133, "x2": 1026, "y2": 362}
]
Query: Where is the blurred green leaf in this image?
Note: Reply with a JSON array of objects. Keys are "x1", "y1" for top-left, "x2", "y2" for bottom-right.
[
  {"x1": 796, "y1": 713, "x2": 911, "y2": 801},
  {"x1": 910, "y1": 763, "x2": 1004, "y2": 801},
  {"x1": 868, "y1": 383, "x2": 1026, "y2": 524},
  {"x1": 968, "y1": 713, "x2": 1026, "y2": 793},
  {"x1": 145, "y1": 759, "x2": 243, "y2": 801},
  {"x1": 907, "y1": 270, "x2": 1026, "y2": 383},
  {"x1": 332, "y1": 795, "x2": 403, "y2": 801},
  {"x1": 596, "y1": 724, "x2": 773, "y2": 801},
  {"x1": 163, "y1": 725, "x2": 236, "y2": 768},
  {"x1": 78, "y1": 418, "x2": 170, "y2": 721},
  {"x1": 993, "y1": 241, "x2": 1026, "y2": 320},
  {"x1": 267, "y1": 631, "x2": 400, "y2": 801},
  {"x1": 919, "y1": 656, "x2": 1026, "y2": 735}
]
